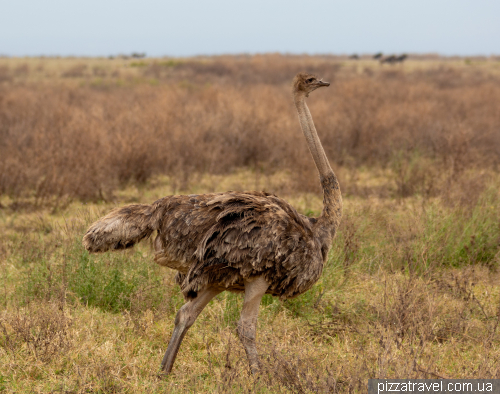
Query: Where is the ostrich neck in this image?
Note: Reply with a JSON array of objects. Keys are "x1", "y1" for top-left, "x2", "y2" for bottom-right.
[{"x1": 294, "y1": 93, "x2": 342, "y2": 230}]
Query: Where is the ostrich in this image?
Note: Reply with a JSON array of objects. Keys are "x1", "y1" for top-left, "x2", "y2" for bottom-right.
[{"x1": 83, "y1": 72, "x2": 343, "y2": 375}]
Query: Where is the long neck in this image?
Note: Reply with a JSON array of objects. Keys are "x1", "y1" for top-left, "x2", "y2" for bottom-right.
[{"x1": 294, "y1": 92, "x2": 342, "y2": 229}]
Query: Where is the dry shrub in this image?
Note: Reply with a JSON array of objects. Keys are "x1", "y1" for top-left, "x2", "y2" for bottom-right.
[
  {"x1": 1, "y1": 56, "x2": 500, "y2": 203},
  {"x1": 147, "y1": 54, "x2": 343, "y2": 86},
  {"x1": 13, "y1": 63, "x2": 29, "y2": 76},
  {"x1": 61, "y1": 63, "x2": 87, "y2": 78},
  {"x1": 0, "y1": 301, "x2": 71, "y2": 362},
  {"x1": 92, "y1": 66, "x2": 107, "y2": 77},
  {"x1": 0, "y1": 65, "x2": 11, "y2": 83},
  {"x1": 374, "y1": 270, "x2": 500, "y2": 375},
  {"x1": 332, "y1": 212, "x2": 361, "y2": 278},
  {"x1": 434, "y1": 268, "x2": 500, "y2": 342},
  {"x1": 295, "y1": 266, "x2": 500, "y2": 384},
  {"x1": 124, "y1": 282, "x2": 172, "y2": 334},
  {"x1": 378, "y1": 274, "x2": 435, "y2": 339},
  {"x1": 207, "y1": 331, "x2": 345, "y2": 393}
]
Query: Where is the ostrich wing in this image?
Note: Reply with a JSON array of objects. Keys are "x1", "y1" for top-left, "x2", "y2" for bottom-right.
[{"x1": 162, "y1": 191, "x2": 323, "y2": 299}]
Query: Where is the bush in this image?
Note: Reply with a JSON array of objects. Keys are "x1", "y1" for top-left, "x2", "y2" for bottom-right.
[{"x1": 18, "y1": 239, "x2": 168, "y2": 314}]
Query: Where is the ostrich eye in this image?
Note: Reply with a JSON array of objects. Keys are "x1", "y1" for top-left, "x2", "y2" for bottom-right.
[{"x1": 306, "y1": 78, "x2": 314, "y2": 83}]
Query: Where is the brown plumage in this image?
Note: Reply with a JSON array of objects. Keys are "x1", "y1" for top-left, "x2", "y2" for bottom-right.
[{"x1": 83, "y1": 72, "x2": 342, "y2": 375}]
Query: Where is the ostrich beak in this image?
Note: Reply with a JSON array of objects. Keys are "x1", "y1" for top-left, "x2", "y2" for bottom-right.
[{"x1": 317, "y1": 80, "x2": 330, "y2": 87}]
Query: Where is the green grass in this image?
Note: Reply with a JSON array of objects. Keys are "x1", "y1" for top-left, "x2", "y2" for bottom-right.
[{"x1": 14, "y1": 235, "x2": 168, "y2": 314}]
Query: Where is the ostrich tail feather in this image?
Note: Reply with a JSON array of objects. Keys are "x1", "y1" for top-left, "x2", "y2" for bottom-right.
[{"x1": 83, "y1": 204, "x2": 160, "y2": 253}]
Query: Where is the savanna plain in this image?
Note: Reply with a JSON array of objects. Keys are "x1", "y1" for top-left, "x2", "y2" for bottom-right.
[{"x1": 1, "y1": 54, "x2": 500, "y2": 393}]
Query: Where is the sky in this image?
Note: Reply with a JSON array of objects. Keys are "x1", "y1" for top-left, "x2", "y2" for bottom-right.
[{"x1": 1, "y1": 0, "x2": 499, "y2": 57}]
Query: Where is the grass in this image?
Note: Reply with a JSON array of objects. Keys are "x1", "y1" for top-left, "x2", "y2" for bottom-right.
[
  {"x1": 0, "y1": 54, "x2": 499, "y2": 392},
  {"x1": 1, "y1": 169, "x2": 499, "y2": 393}
]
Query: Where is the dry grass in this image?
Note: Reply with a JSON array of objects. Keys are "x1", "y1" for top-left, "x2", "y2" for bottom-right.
[
  {"x1": 1, "y1": 171, "x2": 499, "y2": 393},
  {"x1": 1, "y1": 55, "x2": 500, "y2": 393},
  {"x1": 0, "y1": 55, "x2": 499, "y2": 204}
]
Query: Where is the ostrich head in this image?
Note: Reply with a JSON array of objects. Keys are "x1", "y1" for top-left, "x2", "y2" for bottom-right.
[{"x1": 292, "y1": 72, "x2": 330, "y2": 97}]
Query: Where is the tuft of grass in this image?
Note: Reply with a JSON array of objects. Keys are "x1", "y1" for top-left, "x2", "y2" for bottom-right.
[
  {"x1": 0, "y1": 301, "x2": 71, "y2": 363},
  {"x1": 17, "y1": 237, "x2": 168, "y2": 314},
  {"x1": 130, "y1": 61, "x2": 148, "y2": 67}
]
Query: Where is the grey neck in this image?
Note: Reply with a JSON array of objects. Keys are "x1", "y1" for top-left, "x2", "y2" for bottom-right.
[
  {"x1": 294, "y1": 92, "x2": 334, "y2": 179},
  {"x1": 294, "y1": 91, "x2": 342, "y2": 230}
]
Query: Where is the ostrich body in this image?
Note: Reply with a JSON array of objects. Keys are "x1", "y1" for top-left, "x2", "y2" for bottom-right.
[{"x1": 83, "y1": 73, "x2": 342, "y2": 374}]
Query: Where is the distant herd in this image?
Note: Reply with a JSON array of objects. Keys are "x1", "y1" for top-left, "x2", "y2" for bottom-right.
[{"x1": 349, "y1": 52, "x2": 408, "y2": 63}]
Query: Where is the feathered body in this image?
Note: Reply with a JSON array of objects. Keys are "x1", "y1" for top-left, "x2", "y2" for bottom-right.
[{"x1": 83, "y1": 173, "x2": 341, "y2": 301}]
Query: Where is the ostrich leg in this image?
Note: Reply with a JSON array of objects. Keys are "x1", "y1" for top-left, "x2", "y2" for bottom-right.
[
  {"x1": 237, "y1": 276, "x2": 269, "y2": 374},
  {"x1": 161, "y1": 286, "x2": 222, "y2": 374}
]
